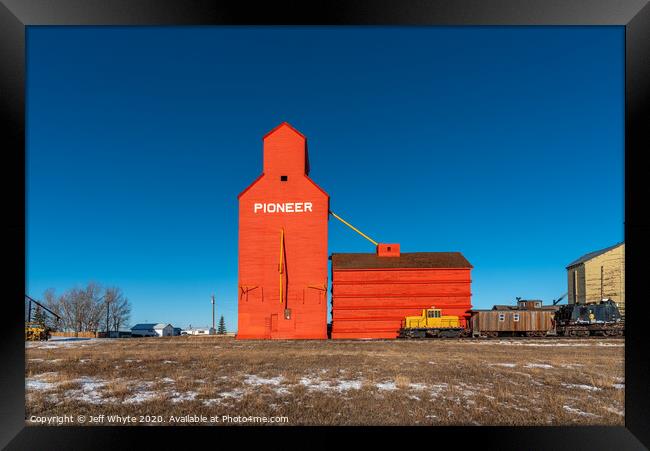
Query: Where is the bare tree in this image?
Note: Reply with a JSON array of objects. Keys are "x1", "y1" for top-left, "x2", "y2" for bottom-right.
[
  {"x1": 42, "y1": 288, "x2": 62, "y2": 331},
  {"x1": 99, "y1": 287, "x2": 132, "y2": 334},
  {"x1": 43, "y1": 288, "x2": 78, "y2": 332},
  {"x1": 64, "y1": 283, "x2": 103, "y2": 333},
  {"x1": 42, "y1": 283, "x2": 118, "y2": 334}
]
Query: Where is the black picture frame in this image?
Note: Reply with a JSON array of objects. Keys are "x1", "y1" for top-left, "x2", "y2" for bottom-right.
[{"x1": 2, "y1": 1, "x2": 648, "y2": 449}]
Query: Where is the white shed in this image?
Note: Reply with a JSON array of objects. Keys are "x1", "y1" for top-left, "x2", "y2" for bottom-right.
[{"x1": 153, "y1": 323, "x2": 174, "y2": 337}]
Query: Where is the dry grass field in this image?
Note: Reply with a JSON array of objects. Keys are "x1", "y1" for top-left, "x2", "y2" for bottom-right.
[{"x1": 25, "y1": 336, "x2": 624, "y2": 426}]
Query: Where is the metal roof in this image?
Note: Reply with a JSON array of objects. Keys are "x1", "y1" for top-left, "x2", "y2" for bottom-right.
[
  {"x1": 566, "y1": 242, "x2": 624, "y2": 268},
  {"x1": 153, "y1": 323, "x2": 171, "y2": 329},
  {"x1": 331, "y1": 252, "x2": 472, "y2": 270},
  {"x1": 131, "y1": 323, "x2": 157, "y2": 330}
]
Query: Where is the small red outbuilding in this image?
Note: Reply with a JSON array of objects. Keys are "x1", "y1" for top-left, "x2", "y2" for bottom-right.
[{"x1": 331, "y1": 248, "x2": 473, "y2": 339}]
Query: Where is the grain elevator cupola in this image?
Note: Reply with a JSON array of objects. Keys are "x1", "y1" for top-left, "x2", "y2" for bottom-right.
[{"x1": 262, "y1": 122, "x2": 310, "y2": 178}]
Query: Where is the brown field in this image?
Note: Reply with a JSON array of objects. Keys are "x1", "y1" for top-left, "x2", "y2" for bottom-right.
[{"x1": 25, "y1": 336, "x2": 624, "y2": 426}]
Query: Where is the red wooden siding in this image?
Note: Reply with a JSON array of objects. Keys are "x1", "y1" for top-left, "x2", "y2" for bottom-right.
[
  {"x1": 331, "y1": 263, "x2": 473, "y2": 339},
  {"x1": 237, "y1": 123, "x2": 329, "y2": 339}
]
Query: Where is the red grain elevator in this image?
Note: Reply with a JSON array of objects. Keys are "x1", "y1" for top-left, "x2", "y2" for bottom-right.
[
  {"x1": 331, "y1": 246, "x2": 473, "y2": 339},
  {"x1": 237, "y1": 123, "x2": 329, "y2": 339}
]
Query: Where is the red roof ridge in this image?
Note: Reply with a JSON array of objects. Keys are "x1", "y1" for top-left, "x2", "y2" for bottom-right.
[
  {"x1": 305, "y1": 175, "x2": 329, "y2": 197},
  {"x1": 263, "y1": 122, "x2": 306, "y2": 140},
  {"x1": 237, "y1": 173, "x2": 264, "y2": 199}
]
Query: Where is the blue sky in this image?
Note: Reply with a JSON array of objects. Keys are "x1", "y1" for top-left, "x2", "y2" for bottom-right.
[{"x1": 26, "y1": 26, "x2": 624, "y2": 331}]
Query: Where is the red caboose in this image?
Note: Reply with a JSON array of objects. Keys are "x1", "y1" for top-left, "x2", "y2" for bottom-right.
[{"x1": 237, "y1": 123, "x2": 329, "y2": 339}]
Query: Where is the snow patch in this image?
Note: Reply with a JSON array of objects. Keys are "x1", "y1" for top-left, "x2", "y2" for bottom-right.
[
  {"x1": 74, "y1": 376, "x2": 106, "y2": 390},
  {"x1": 561, "y1": 383, "x2": 601, "y2": 391},
  {"x1": 605, "y1": 406, "x2": 624, "y2": 416},
  {"x1": 491, "y1": 363, "x2": 517, "y2": 368},
  {"x1": 219, "y1": 388, "x2": 245, "y2": 399},
  {"x1": 273, "y1": 386, "x2": 291, "y2": 396},
  {"x1": 26, "y1": 379, "x2": 57, "y2": 391},
  {"x1": 170, "y1": 391, "x2": 198, "y2": 403},
  {"x1": 299, "y1": 376, "x2": 363, "y2": 392},
  {"x1": 429, "y1": 383, "x2": 449, "y2": 397},
  {"x1": 409, "y1": 383, "x2": 428, "y2": 391},
  {"x1": 560, "y1": 363, "x2": 584, "y2": 369},
  {"x1": 26, "y1": 372, "x2": 59, "y2": 391},
  {"x1": 563, "y1": 405, "x2": 599, "y2": 418},
  {"x1": 375, "y1": 381, "x2": 397, "y2": 391},
  {"x1": 243, "y1": 375, "x2": 285, "y2": 386},
  {"x1": 123, "y1": 391, "x2": 159, "y2": 404},
  {"x1": 524, "y1": 363, "x2": 553, "y2": 369},
  {"x1": 64, "y1": 377, "x2": 111, "y2": 404},
  {"x1": 243, "y1": 375, "x2": 291, "y2": 395}
]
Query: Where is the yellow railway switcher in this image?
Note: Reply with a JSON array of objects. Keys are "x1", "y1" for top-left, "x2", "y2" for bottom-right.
[{"x1": 398, "y1": 307, "x2": 469, "y2": 338}]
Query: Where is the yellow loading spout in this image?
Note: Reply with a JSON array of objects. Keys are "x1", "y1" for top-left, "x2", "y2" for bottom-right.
[{"x1": 329, "y1": 211, "x2": 378, "y2": 246}]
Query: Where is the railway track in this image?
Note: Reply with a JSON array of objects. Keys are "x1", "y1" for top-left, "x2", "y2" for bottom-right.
[{"x1": 398, "y1": 335, "x2": 625, "y2": 341}]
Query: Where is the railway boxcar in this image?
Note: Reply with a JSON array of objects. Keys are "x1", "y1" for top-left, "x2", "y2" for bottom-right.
[
  {"x1": 554, "y1": 299, "x2": 624, "y2": 336},
  {"x1": 470, "y1": 300, "x2": 558, "y2": 337}
]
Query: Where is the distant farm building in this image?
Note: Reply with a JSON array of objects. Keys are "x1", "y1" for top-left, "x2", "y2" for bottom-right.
[
  {"x1": 182, "y1": 327, "x2": 216, "y2": 336},
  {"x1": 566, "y1": 242, "x2": 625, "y2": 317},
  {"x1": 97, "y1": 330, "x2": 132, "y2": 338},
  {"x1": 153, "y1": 324, "x2": 174, "y2": 336},
  {"x1": 130, "y1": 323, "x2": 174, "y2": 337},
  {"x1": 131, "y1": 324, "x2": 157, "y2": 337}
]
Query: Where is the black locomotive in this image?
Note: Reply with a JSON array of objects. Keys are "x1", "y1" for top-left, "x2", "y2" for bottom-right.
[{"x1": 554, "y1": 299, "x2": 624, "y2": 337}]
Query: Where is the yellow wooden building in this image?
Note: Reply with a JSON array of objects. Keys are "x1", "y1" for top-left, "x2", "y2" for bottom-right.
[{"x1": 566, "y1": 242, "x2": 625, "y2": 317}]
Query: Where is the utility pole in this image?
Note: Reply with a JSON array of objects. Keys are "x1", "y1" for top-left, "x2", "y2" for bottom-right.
[{"x1": 211, "y1": 294, "x2": 216, "y2": 335}]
